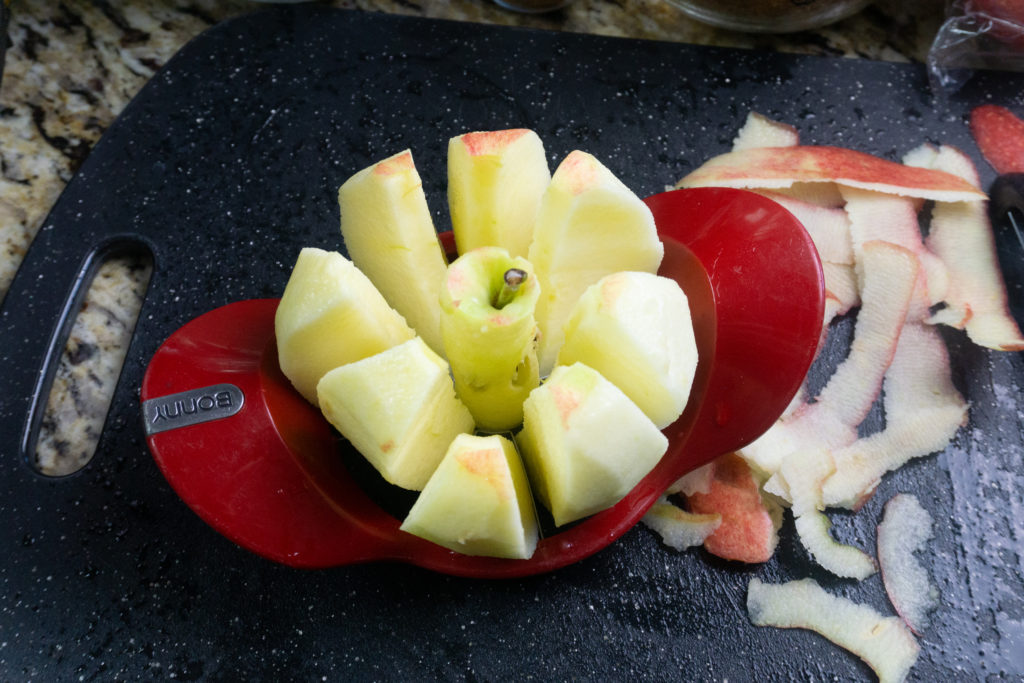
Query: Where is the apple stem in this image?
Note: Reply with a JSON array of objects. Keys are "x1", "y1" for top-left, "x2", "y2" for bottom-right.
[{"x1": 494, "y1": 269, "x2": 527, "y2": 309}]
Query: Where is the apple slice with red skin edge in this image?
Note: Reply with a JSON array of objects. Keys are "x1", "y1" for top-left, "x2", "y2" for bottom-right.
[
  {"x1": 686, "y1": 453, "x2": 781, "y2": 564},
  {"x1": 400, "y1": 433, "x2": 539, "y2": 560},
  {"x1": 822, "y1": 321, "x2": 968, "y2": 509},
  {"x1": 274, "y1": 247, "x2": 415, "y2": 407},
  {"x1": 747, "y1": 578, "x2": 920, "y2": 683},
  {"x1": 780, "y1": 448, "x2": 877, "y2": 579},
  {"x1": 970, "y1": 104, "x2": 1024, "y2": 174},
  {"x1": 742, "y1": 241, "x2": 919, "y2": 478},
  {"x1": 338, "y1": 149, "x2": 448, "y2": 356},
  {"x1": 641, "y1": 496, "x2": 721, "y2": 551},
  {"x1": 555, "y1": 271, "x2": 698, "y2": 430},
  {"x1": 904, "y1": 144, "x2": 1024, "y2": 350},
  {"x1": 315, "y1": 337, "x2": 475, "y2": 491},
  {"x1": 755, "y1": 191, "x2": 854, "y2": 265},
  {"x1": 677, "y1": 145, "x2": 987, "y2": 203},
  {"x1": 731, "y1": 111, "x2": 799, "y2": 152},
  {"x1": 529, "y1": 150, "x2": 664, "y2": 376},
  {"x1": 516, "y1": 362, "x2": 669, "y2": 527},
  {"x1": 141, "y1": 187, "x2": 824, "y2": 576},
  {"x1": 877, "y1": 493, "x2": 940, "y2": 635},
  {"x1": 448, "y1": 129, "x2": 550, "y2": 259}
]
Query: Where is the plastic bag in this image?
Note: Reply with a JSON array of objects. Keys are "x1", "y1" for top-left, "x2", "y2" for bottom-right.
[{"x1": 928, "y1": 0, "x2": 1024, "y2": 93}]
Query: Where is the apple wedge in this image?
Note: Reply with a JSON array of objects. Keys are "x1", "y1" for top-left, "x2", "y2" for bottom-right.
[
  {"x1": 641, "y1": 496, "x2": 721, "y2": 551},
  {"x1": 515, "y1": 362, "x2": 668, "y2": 526},
  {"x1": 439, "y1": 246, "x2": 541, "y2": 432},
  {"x1": 448, "y1": 129, "x2": 551, "y2": 259},
  {"x1": 275, "y1": 247, "x2": 415, "y2": 406},
  {"x1": 338, "y1": 149, "x2": 448, "y2": 355},
  {"x1": 555, "y1": 271, "x2": 698, "y2": 429},
  {"x1": 676, "y1": 145, "x2": 987, "y2": 203},
  {"x1": 528, "y1": 151, "x2": 664, "y2": 375},
  {"x1": 877, "y1": 493, "x2": 939, "y2": 635},
  {"x1": 747, "y1": 578, "x2": 920, "y2": 683},
  {"x1": 400, "y1": 433, "x2": 538, "y2": 559},
  {"x1": 316, "y1": 337, "x2": 475, "y2": 491}
]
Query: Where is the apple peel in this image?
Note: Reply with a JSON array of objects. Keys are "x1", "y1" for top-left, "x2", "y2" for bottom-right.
[
  {"x1": 757, "y1": 191, "x2": 854, "y2": 265},
  {"x1": 731, "y1": 111, "x2": 799, "y2": 152},
  {"x1": 969, "y1": 104, "x2": 1024, "y2": 175},
  {"x1": 823, "y1": 322, "x2": 968, "y2": 509},
  {"x1": 877, "y1": 493, "x2": 940, "y2": 635},
  {"x1": 742, "y1": 241, "x2": 919, "y2": 476},
  {"x1": 676, "y1": 145, "x2": 987, "y2": 203},
  {"x1": 687, "y1": 453, "x2": 780, "y2": 564},
  {"x1": 641, "y1": 496, "x2": 721, "y2": 551},
  {"x1": 904, "y1": 144, "x2": 1024, "y2": 350},
  {"x1": 780, "y1": 449, "x2": 877, "y2": 579},
  {"x1": 747, "y1": 578, "x2": 920, "y2": 683}
]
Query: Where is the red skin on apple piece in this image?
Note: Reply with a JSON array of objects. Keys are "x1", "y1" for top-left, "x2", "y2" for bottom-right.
[
  {"x1": 459, "y1": 129, "x2": 531, "y2": 156},
  {"x1": 687, "y1": 453, "x2": 778, "y2": 563},
  {"x1": 679, "y1": 145, "x2": 987, "y2": 202},
  {"x1": 969, "y1": 105, "x2": 1024, "y2": 174}
]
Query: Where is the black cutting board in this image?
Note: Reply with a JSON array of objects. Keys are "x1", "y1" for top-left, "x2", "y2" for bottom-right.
[{"x1": 1, "y1": 6, "x2": 1022, "y2": 680}]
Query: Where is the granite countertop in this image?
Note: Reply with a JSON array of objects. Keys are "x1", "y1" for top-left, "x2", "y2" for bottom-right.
[{"x1": 0, "y1": 0, "x2": 946, "y2": 475}]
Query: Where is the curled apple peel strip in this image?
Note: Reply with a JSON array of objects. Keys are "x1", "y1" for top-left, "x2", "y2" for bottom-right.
[
  {"x1": 904, "y1": 144, "x2": 1024, "y2": 351},
  {"x1": 747, "y1": 578, "x2": 920, "y2": 683}
]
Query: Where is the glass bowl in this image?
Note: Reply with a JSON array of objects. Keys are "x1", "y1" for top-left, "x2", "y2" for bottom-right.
[{"x1": 666, "y1": 0, "x2": 872, "y2": 33}]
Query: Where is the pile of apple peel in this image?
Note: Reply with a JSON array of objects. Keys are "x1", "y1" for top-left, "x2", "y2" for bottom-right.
[
  {"x1": 274, "y1": 129, "x2": 699, "y2": 561},
  {"x1": 640, "y1": 111, "x2": 1024, "y2": 682}
]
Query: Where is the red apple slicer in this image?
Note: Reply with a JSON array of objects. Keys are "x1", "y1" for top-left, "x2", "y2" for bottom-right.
[{"x1": 140, "y1": 187, "x2": 825, "y2": 578}]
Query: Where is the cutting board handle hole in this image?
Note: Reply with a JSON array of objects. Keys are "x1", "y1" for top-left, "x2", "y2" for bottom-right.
[{"x1": 26, "y1": 240, "x2": 153, "y2": 477}]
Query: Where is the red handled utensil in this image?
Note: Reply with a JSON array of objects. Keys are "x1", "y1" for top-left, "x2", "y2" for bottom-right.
[{"x1": 140, "y1": 187, "x2": 824, "y2": 577}]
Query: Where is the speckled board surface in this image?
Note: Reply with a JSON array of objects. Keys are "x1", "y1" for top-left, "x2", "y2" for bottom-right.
[{"x1": 1, "y1": 6, "x2": 1022, "y2": 680}]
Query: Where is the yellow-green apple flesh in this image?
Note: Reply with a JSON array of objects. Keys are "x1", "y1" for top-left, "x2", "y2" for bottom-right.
[
  {"x1": 747, "y1": 578, "x2": 920, "y2": 683},
  {"x1": 400, "y1": 433, "x2": 539, "y2": 559},
  {"x1": 337, "y1": 149, "x2": 448, "y2": 355},
  {"x1": 448, "y1": 129, "x2": 550, "y2": 259},
  {"x1": 556, "y1": 271, "x2": 697, "y2": 429},
  {"x1": 439, "y1": 246, "x2": 541, "y2": 432},
  {"x1": 676, "y1": 145, "x2": 987, "y2": 203},
  {"x1": 275, "y1": 247, "x2": 414, "y2": 406},
  {"x1": 528, "y1": 151, "x2": 663, "y2": 376},
  {"x1": 316, "y1": 337, "x2": 475, "y2": 491},
  {"x1": 516, "y1": 362, "x2": 668, "y2": 527}
]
